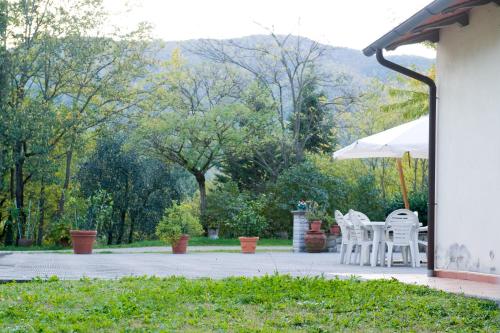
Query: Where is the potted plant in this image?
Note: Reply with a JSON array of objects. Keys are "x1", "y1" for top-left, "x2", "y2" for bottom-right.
[
  {"x1": 71, "y1": 190, "x2": 112, "y2": 254},
  {"x1": 329, "y1": 221, "x2": 341, "y2": 236},
  {"x1": 304, "y1": 201, "x2": 329, "y2": 252},
  {"x1": 156, "y1": 201, "x2": 203, "y2": 254},
  {"x1": 305, "y1": 201, "x2": 331, "y2": 232},
  {"x1": 205, "y1": 214, "x2": 220, "y2": 240},
  {"x1": 233, "y1": 199, "x2": 267, "y2": 254}
]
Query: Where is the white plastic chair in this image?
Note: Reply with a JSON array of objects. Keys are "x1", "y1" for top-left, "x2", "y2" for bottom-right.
[
  {"x1": 348, "y1": 210, "x2": 373, "y2": 266},
  {"x1": 384, "y1": 209, "x2": 419, "y2": 267},
  {"x1": 417, "y1": 225, "x2": 428, "y2": 259},
  {"x1": 334, "y1": 210, "x2": 356, "y2": 264}
]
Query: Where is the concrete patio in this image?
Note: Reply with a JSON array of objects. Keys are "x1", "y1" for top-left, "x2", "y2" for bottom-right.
[{"x1": 0, "y1": 248, "x2": 498, "y2": 303}]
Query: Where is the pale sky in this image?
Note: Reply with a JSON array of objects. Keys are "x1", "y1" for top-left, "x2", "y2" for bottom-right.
[{"x1": 104, "y1": 0, "x2": 436, "y2": 58}]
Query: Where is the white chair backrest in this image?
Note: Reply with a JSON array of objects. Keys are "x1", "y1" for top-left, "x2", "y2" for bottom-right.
[
  {"x1": 348, "y1": 209, "x2": 369, "y2": 242},
  {"x1": 385, "y1": 209, "x2": 419, "y2": 245},
  {"x1": 335, "y1": 210, "x2": 351, "y2": 242},
  {"x1": 351, "y1": 210, "x2": 370, "y2": 224}
]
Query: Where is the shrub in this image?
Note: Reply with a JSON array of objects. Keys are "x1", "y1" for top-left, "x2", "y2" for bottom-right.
[
  {"x1": 231, "y1": 197, "x2": 268, "y2": 237},
  {"x1": 347, "y1": 174, "x2": 385, "y2": 221},
  {"x1": 205, "y1": 181, "x2": 241, "y2": 231},
  {"x1": 385, "y1": 189, "x2": 428, "y2": 225},
  {"x1": 156, "y1": 201, "x2": 203, "y2": 244},
  {"x1": 73, "y1": 190, "x2": 114, "y2": 231},
  {"x1": 263, "y1": 160, "x2": 348, "y2": 236},
  {"x1": 46, "y1": 218, "x2": 72, "y2": 246}
]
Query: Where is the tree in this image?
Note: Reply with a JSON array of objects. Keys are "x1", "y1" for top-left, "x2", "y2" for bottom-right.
[
  {"x1": 0, "y1": 0, "x2": 152, "y2": 243},
  {"x1": 382, "y1": 67, "x2": 435, "y2": 120},
  {"x1": 138, "y1": 52, "x2": 249, "y2": 224},
  {"x1": 78, "y1": 132, "x2": 194, "y2": 244},
  {"x1": 292, "y1": 82, "x2": 336, "y2": 154},
  {"x1": 191, "y1": 33, "x2": 355, "y2": 163}
]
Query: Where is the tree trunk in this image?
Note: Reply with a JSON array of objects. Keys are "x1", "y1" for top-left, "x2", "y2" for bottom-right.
[
  {"x1": 195, "y1": 173, "x2": 207, "y2": 225},
  {"x1": 107, "y1": 228, "x2": 113, "y2": 245},
  {"x1": 5, "y1": 168, "x2": 14, "y2": 246},
  {"x1": 117, "y1": 209, "x2": 126, "y2": 244},
  {"x1": 36, "y1": 179, "x2": 46, "y2": 246},
  {"x1": 128, "y1": 213, "x2": 135, "y2": 244},
  {"x1": 117, "y1": 175, "x2": 130, "y2": 244},
  {"x1": 13, "y1": 141, "x2": 26, "y2": 237},
  {"x1": 56, "y1": 148, "x2": 73, "y2": 217}
]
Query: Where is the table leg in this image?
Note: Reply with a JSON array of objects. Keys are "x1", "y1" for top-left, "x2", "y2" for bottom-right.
[
  {"x1": 371, "y1": 228, "x2": 381, "y2": 267},
  {"x1": 414, "y1": 231, "x2": 420, "y2": 268},
  {"x1": 378, "y1": 238, "x2": 386, "y2": 267}
]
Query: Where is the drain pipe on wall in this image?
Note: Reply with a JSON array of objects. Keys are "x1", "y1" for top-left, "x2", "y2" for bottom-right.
[{"x1": 376, "y1": 49, "x2": 437, "y2": 277}]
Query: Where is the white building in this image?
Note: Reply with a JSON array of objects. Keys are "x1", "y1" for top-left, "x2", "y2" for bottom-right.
[{"x1": 364, "y1": 0, "x2": 499, "y2": 283}]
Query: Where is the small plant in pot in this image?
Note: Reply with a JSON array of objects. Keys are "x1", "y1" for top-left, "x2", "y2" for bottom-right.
[
  {"x1": 71, "y1": 190, "x2": 112, "y2": 254},
  {"x1": 205, "y1": 215, "x2": 220, "y2": 240},
  {"x1": 233, "y1": 198, "x2": 268, "y2": 254},
  {"x1": 156, "y1": 201, "x2": 203, "y2": 254},
  {"x1": 329, "y1": 221, "x2": 341, "y2": 236},
  {"x1": 305, "y1": 201, "x2": 331, "y2": 232},
  {"x1": 304, "y1": 202, "x2": 331, "y2": 253}
]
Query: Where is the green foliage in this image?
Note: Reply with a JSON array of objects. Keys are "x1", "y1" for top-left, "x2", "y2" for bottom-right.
[
  {"x1": 385, "y1": 189, "x2": 429, "y2": 225},
  {"x1": 0, "y1": 0, "x2": 432, "y2": 248},
  {"x1": 348, "y1": 173, "x2": 385, "y2": 221},
  {"x1": 206, "y1": 182, "x2": 268, "y2": 237},
  {"x1": 205, "y1": 181, "x2": 241, "y2": 230},
  {"x1": 265, "y1": 159, "x2": 348, "y2": 234},
  {"x1": 80, "y1": 190, "x2": 113, "y2": 231},
  {"x1": 304, "y1": 201, "x2": 334, "y2": 226},
  {"x1": 155, "y1": 201, "x2": 203, "y2": 244},
  {"x1": 291, "y1": 83, "x2": 336, "y2": 154},
  {"x1": 77, "y1": 133, "x2": 195, "y2": 244},
  {"x1": 382, "y1": 67, "x2": 435, "y2": 120},
  {"x1": 0, "y1": 276, "x2": 498, "y2": 332},
  {"x1": 46, "y1": 218, "x2": 71, "y2": 246},
  {"x1": 231, "y1": 196, "x2": 268, "y2": 237}
]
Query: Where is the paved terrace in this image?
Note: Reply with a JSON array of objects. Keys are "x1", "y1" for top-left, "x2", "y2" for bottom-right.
[{"x1": 0, "y1": 247, "x2": 498, "y2": 303}]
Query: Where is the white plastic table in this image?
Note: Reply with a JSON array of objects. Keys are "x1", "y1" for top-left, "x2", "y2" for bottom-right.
[{"x1": 363, "y1": 222, "x2": 386, "y2": 267}]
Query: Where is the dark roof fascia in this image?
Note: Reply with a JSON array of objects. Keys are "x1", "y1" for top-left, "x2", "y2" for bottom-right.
[{"x1": 363, "y1": 0, "x2": 456, "y2": 56}]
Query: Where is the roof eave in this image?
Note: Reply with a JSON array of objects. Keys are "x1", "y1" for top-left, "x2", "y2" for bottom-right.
[{"x1": 363, "y1": 0, "x2": 457, "y2": 57}]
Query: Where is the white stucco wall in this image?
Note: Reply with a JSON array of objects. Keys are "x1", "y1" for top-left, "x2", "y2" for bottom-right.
[{"x1": 435, "y1": 3, "x2": 500, "y2": 275}]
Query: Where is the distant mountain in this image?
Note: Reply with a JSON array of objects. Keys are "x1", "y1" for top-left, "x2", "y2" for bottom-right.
[{"x1": 153, "y1": 35, "x2": 434, "y2": 85}]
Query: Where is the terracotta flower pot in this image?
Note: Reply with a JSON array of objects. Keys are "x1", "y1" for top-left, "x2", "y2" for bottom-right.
[
  {"x1": 18, "y1": 238, "x2": 34, "y2": 247},
  {"x1": 239, "y1": 236, "x2": 259, "y2": 254},
  {"x1": 172, "y1": 234, "x2": 189, "y2": 254},
  {"x1": 330, "y1": 225, "x2": 341, "y2": 236},
  {"x1": 70, "y1": 230, "x2": 97, "y2": 254},
  {"x1": 310, "y1": 220, "x2": 322, "y2": 232},
  {"x1": 305, "y1": 230, "x2": 326, "y2": 253}
]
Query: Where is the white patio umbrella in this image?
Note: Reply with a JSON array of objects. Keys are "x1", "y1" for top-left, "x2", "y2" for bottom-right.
[{"x1": 333, "y1": 115, "x2": 428, "y2": 209}]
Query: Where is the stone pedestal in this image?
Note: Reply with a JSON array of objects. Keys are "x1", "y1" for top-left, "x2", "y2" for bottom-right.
[
  {"x1": 291, "y1": 210, "x2": 308, "y2": 253},
  {"x1": 327, "y1": 234, "x2": 340, "y2": 252}
]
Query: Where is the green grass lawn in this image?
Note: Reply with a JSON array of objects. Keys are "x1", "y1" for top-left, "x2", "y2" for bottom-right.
[
  {"x1": 1, "y1": 237, "x2": 292, "y2": 252},
  {"x1": 0, "y1": 276, "x2": 498, "y2": 332}
]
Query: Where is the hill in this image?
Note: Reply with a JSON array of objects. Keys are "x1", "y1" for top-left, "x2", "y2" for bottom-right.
[{"x1": 154, "y1": 35, "x2": 434, "y2": 84}]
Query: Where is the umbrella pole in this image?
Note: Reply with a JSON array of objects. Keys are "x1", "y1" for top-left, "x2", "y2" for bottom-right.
[{"x1": 396, "y1": 158, "x2": 410, "y2": 209}]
